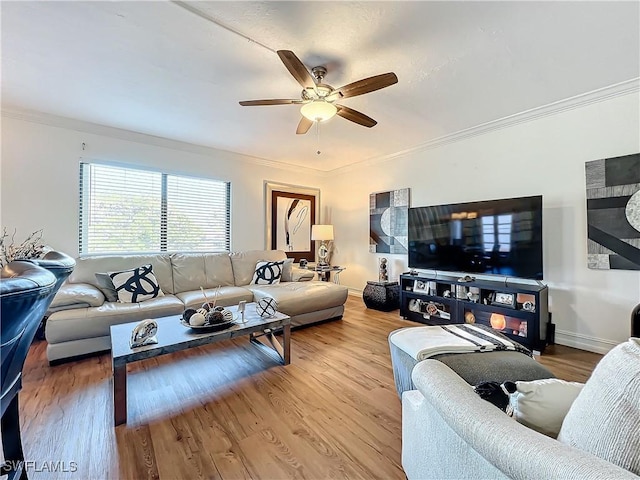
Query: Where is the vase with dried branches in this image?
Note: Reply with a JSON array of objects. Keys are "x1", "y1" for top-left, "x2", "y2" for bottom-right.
[{"x1": 0, "y1": 228, "x2": 49, "y2": 267}]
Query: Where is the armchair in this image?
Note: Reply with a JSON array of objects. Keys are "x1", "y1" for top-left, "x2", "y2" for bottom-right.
[
  {"x1": 27, "y1": 251, "x2": 75, "y2": 292},
  {"x1": 1, "y1": 253, "x2": 74, "y2": 480},
  {"x1": 28, "y1": 251, "x2": 76, "y2": 340}
]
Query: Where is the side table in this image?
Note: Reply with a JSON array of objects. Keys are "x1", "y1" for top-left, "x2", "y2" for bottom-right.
[
  {"x1": 363, "y1": 281, "x2": 400, "y2": 311},
  {"x1": 314, "y1": 265, "x2": 346, "y2": 284}
]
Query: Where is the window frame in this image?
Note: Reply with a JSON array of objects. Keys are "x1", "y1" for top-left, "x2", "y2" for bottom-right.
[{"x1": 78, "y1": 160, "x2": 231, "y2": 255}]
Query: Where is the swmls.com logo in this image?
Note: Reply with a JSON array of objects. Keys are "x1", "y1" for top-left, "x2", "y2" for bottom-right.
[{"x1": 2, "y1": 460, "x2": 78, "y2": 473}]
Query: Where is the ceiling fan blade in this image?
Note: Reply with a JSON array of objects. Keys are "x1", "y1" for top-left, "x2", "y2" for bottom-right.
[
  {"x1": 333, "y1": 72, "x2": 398, "y2": 99},
  {"x1": 239, "y1": 99, "x2": 302, "y2": 106},
  {"x1": 277, "y1": 50, "x2": 317, "y2": 90},
  {"x1": 336, "y1": 105, "x2": 377, "y2": 128},
  {"x1": 296, "y1": 117, "x2": 314, "y2": 135}
]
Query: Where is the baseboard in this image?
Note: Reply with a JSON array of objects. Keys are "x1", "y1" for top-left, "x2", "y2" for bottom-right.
[{"x1": 554, "y1": 329, "x2": 620, "y2": 354}]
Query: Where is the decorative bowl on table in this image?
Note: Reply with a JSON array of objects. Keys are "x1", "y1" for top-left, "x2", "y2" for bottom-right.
[{"x1": 180, "y1": 306, "x2": 236, "y2": 331}]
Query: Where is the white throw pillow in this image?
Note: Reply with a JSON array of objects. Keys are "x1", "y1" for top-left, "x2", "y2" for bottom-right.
[
  {"x1": 508, "y1": 378, "x2": 584, "y2": 438},
  {"x1": 109, "y1": 264, "x2": 164, "y2": 303},
  {"x1": 251, "y1": 260, "x2": 284, "y2": 285},
  {"x1": 557, "y1": 338, "x2": 640, "y2": 475}
]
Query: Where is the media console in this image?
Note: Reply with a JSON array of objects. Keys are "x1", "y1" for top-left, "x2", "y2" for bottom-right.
[{"x1": 399, "y1": 272, "x2": 549, "y2": 351}]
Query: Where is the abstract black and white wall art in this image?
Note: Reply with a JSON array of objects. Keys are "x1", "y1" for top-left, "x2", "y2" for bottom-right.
[
  {"x1": 586, "y1": 153, "x2": 640, "y2": 270},
  {"x1": 369, "y1": 188, "x2": 410, "y2": 254},
  {"x1": 265, "y1": 182, "x2": 319, "y2": 262}
]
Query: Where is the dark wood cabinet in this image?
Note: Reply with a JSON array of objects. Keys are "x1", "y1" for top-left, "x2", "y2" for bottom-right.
[{"x1": 399, "y1": 273, "x2": 549, "y2": 351}]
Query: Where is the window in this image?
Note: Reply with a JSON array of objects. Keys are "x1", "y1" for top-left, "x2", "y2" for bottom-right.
[
  {"x1": 482, "y1": 214, "x2": 512, "y2": 253},
  {"x1": 79, "y1": 162, "x2": 230, "y2": 254}
]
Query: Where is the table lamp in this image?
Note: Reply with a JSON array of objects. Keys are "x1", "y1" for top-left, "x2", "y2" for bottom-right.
[{"x1": 311, "y1": 224, "x2": 334, "y2": 266}]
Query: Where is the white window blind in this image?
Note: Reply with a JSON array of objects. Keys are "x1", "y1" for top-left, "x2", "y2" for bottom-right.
[
  {"x1": 79, "y1": 162, "x2": 230, "y2": 254},
  {"x1": 165, "y1": 175, "x2": 230, "y2": 252}
]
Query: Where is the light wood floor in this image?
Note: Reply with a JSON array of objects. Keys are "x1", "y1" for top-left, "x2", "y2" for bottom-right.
[{"x1": 18, "y1": 296, "x2": 602, "y2": 480}]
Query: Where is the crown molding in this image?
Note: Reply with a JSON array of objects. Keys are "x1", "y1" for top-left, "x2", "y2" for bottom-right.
[
  {"x1": 329, "y1": 78, "x2": 640, "y2": 175},
  {"x1": 4, "y1": 77, "x2": 638, "y2": 178},
  {"x1": 0, "y1": 108, "x2": 329, "y2": 177}
]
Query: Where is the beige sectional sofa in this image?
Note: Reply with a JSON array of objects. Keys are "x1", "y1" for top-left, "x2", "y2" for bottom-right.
[{"x1": 46, "y1": 250, "x2": 348, "y2": 362}]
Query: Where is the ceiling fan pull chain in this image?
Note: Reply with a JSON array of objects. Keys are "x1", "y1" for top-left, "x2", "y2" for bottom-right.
[{"x1": 316, "y1": 121, "x2": 321, "y2": 155}]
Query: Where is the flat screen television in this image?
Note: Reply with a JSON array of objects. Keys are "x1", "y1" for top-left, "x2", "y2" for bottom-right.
[{"x1": 408, "y1": 195, "x2": 543, "y2": 280}]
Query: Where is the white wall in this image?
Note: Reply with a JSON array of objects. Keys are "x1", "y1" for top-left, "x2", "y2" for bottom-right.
[
  {"x1": 2, "y1": 92, "x2": 639, "y2": 354},
  {"x1": 0, "y1": 114, "x2": 326, "y2": 257},
  {"x1": 325, "y1": 92, "x2": 640, "y2": 353}
]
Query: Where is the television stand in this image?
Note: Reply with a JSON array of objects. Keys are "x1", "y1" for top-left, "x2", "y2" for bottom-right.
[{"x1": 399, "y1": 272, "x2": 549, "y2": 351}]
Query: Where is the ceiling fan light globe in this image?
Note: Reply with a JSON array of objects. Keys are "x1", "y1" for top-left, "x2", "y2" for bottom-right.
[{"x1": 300, "y1": 101, "x2": 337, "y2": 122}]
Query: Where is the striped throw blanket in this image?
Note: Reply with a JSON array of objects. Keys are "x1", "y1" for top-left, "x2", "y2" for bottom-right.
[{"x1": 389, "y1": 324, "x2": 531, "y2": 361}]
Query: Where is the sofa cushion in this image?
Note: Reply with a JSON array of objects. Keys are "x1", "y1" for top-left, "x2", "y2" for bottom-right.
[
  {"x1": 176, "y1": 287, "x2": 254, "y2": 310},
  {"x1": 229, "y1": 250, "x2": 287, "y2": 286},
  {"x1": 246, "y1": 281, "x2": 348, "y2": 316},
  {"x1": 289, "y1": 266, "x2": 316, "y2": 282},
  {"x1": 46, "y1": 295, "x2": 184, "y2": 344},
  {"x1": 68, "y1": 254, "x2": 174, "y2": 294},
  {"x1": 95, "y1": 273, "x2": 118, "y2": 302},
  {"x1": 171, "y1": 253, "x2": 235, "y2": 293},
  {"x1": 109, "y1": 264, "x2": 164, "y2": 303},
  {"x1": 280, "y1": 258, "x2": 295, "y2": 282},
  {"x1": 557, "y1": 338, "x2": 640, "y2": 475},
  {"x1": 508, "y1": 378, "x2": 584, "y2": 438},
  {"x1": 49, "y1": 282, "x2": 105, "y2": 309},
  {"x1": 251, "y1": 260, "x2": 285, "y2": 285}
]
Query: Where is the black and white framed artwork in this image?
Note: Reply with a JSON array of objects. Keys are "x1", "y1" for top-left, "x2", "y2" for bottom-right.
[
  {"x1": 369, "y1": 188, "x2": 410, "y2": 254},
  {"x1": 585, "y1": 153, "x2": 640, "y2": 270},
  {"x1": 265, "y1": 182, "x2": 320, "y2": 262}
]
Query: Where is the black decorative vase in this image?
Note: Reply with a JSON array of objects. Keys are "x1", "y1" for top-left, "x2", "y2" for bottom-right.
[
  {"x1": 632, "y1": 303, "x2": 640, "y2": 337},
  {"x1": 363, "y1": 281, "x2": 400, "y2": 312}
]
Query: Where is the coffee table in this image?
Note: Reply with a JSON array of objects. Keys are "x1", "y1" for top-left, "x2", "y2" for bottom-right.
[{"x1": 110, "y1": 303, "x2": 290, "y2": 426}]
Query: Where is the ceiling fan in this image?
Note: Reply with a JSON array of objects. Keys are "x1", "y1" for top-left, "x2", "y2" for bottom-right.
[{"x1": 239, "y1": 50, "x2": 398, "y2": 134}]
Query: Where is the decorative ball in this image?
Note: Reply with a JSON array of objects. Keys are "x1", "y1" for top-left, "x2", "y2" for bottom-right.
[
  {"x1": 256, "y1": 297, "x2": 278, "y2": 318},
  {"x1": 189, "y1": 312, "x2": 207, "y2": 326},
  {"x1": 182, "y1": 308, "x2": 196, "y2": 322},
  {"x1": 201, "y1": 302, "x2": 215, "y2": 312},
  {"x1": 206, "y1": 310, "x2": 226, "y2": 324},
  {"x1": 196, "y1": 307, "x2": 207, "y2": 316}
]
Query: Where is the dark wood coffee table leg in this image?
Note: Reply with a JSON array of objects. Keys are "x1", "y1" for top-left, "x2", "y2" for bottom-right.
[
  {"x1": 283, "y1": 323, "x2": 290, "y2": 365},
  {"x1": 113, "y1": 363, "x2": 127, "y2": 426}
]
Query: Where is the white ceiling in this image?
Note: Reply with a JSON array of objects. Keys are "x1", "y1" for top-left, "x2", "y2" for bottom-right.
[{"x1": 2, "y1": 1, "x2": 639, "y2": 172}]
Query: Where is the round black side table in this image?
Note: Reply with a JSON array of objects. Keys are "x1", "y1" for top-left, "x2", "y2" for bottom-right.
[{"x1": 363, "y1": 281, "x2": 400, "y2": 311}]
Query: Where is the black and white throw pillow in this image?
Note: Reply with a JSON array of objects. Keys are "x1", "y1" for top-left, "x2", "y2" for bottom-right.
[
  {"x1": 109, "y1": 264, "x2": 164, "y2": 303},
  {"x1": 251, "y1": 260, "x2": 285, "y2": 285}
]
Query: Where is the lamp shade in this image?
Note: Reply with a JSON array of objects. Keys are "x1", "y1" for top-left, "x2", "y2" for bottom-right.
[
  {"x1": 311, "y1": 224, "x2": 334, "y2": 241},
  {"x1": 300, "y1": 101, "x2": 337, "y2": 122}
]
